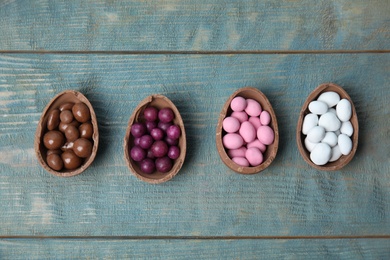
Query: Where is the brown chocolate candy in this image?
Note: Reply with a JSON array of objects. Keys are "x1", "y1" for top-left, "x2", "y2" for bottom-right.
[
  {"x1": 59, "y1": 120, "x2": 80, "y2": 133},
  {"x1": 43, "y1": 130, "x2": 65, "y2": 150},
  {"x1": 47, "y1": 109, "x2": 60, "y2": 131},
  {"x1": 59, "y1": 102, "x2": 74, "y2": 112},
  {"x1": 73, "y1": 138, "x2": 93, "y2": 158},
  {"x1": 61, "y1": 150, "x2": 82, "y2": 170},
  {"x1": 60, "y1": 110, "x2": 74, "y2": 124},
  {"x1": 65, "y1": 125, "x2": 80, "y2": 142},
  {"x1": 47, "y1": 153, "x2": 63, "y2": 171},
  {"x1": 79, "y1": 122, "x2": 93, "y2": 139},
  {"x1": 72, "y1": 103, "x2": 91, "y2": 123}
]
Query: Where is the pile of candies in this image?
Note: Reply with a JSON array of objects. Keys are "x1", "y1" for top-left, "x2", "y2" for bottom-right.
[
  {"x1": 222, "y1": 97, "x2": 275, "y2": 167},
  {"x1": 129, "y1": 106, "x2": 182, "y2": 174},
  {"x1": 302, "y1": 91, "x2": 353, "y2": 165},
  {"x1": 43, "y1": 102, "x2": 94, "y2": 171}
]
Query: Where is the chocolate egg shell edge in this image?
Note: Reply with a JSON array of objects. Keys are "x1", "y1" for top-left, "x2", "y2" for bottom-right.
[
  {"x1": 296, "y1": 83, "x2": 359, "y2": 171},
  {"x1": 124, "y1": 94, "x2": 187, "y2": 184},
  {"x1": 35, "y1": 90, "x2": 99, "y2": 177},
  {"x1": 216, "y1": 87, "x2": 279, "y2": 174}
]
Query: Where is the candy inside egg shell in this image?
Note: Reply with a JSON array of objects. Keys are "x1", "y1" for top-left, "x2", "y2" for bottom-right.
[
  {"x1": 124, "y1": 94, "x2": 186, "y2": 184},
  {"x1": 35, "y1": 90, "x2": 99, "y2": 177},
  {"x1": 296, "y1": 83, "x2": 359, "y2": 171},
  {"x1": 216, "y1": 87, "x2": 279, "y2": 174}
]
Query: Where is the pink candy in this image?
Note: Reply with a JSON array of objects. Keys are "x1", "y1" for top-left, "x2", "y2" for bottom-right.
[{"x1": 222, "y1": 96, "x2": 274, "y2": 167}]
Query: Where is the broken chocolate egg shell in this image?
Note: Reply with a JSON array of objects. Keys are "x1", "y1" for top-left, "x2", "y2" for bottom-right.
[
  {"x1": 296, "y1": 83, "x2": 359, "y2": 171},
  {"x1": 124, "y1": 95, "x2": 186, "y2": 184},
  {"x1": 35, "y1": 90, "x2": 99, "y2": 177},
  {"x1": 216, "y1": 87, "x2": 279, "y2": 174}
]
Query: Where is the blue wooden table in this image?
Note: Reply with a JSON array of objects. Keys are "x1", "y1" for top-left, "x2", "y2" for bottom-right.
[{"x1": 1, "y1": 1, "x2": 389, "y2": 259}]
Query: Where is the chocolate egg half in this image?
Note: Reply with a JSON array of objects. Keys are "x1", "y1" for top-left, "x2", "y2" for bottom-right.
[
  {"x1": 216, "y1": 87, "x2": 279, "y2": 174},
  {"x1": 124, "y1": 95, "x2": 186, "y2": 184},
  {"x1": 296, "y1": 83, "x2": 359, "y2": 170},
  {"x1": 35, "y1": 90, "x2": 99, "y2": 177}
]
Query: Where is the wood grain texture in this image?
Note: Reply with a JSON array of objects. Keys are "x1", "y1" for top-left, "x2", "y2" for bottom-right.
[
  {"x1": 0, "y1": 0, "x2": 389, "y2": 51},
  {"x1": 1, "y1": 238, "x2": 390, "y2": 259},
  {"x1": 0, "y1": 54, "x2": 389, "y2": 237}
]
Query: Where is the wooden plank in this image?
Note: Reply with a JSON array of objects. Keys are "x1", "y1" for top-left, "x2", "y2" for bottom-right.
[
  {"x1": 1, "y1": 238, "x2": 389, "y2": 259},
  {"x1": 0, "y1": 54, "x2": 389, "y2": 236},
  {"x1": 0, "y1": 0, "x2": 389, "y2": 51}
]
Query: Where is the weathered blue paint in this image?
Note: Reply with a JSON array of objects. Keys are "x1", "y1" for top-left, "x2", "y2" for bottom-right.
[
  {"x1": 0, "y1": 0, "x2": 389, "y2": 51},
  {"x1": 0, "y1": 0, "x2": 389, "y2": 258}
]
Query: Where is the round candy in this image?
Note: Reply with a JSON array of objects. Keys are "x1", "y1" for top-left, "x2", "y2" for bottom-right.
[
  {"x1": 310, "y1": 143, "x2": 331, "y2": 165},
  {"x1": 256, "y1": 125, "x2": 274, "y2": 145},
  {"x1": 304, "y1": 137, "x2": 318, "y2": 152},
  {"x1": 260, "y1": 111, "x2": 271, "y2": 126},
  {"x1": 72, "y1": 103, "x2": 91, "y2": 123},
  {"x1": 60, "y1": 110, "x2": 74, "y2": 124},
  {"x1": 307, "y1": 126, "x2": 325, "y2": 143},
  {"x1": 158, "y1": 108, "x2": 174, "y2": 123},
  {"x1": 73, "y1": 138, "x2": 93, "y2": 158},
  {"x1": 155, "y1": 156, "x2": 172, "y2": 173},
  {"x1": 47, "y1": 109, "x2": 60, "y2": 131},
  {"x1": 46, "y1": 153, "x2": 63, "y2": 171},
  {"x1": 318, "y1": 112, "x2": 341, "y2": 132},
  {"x1": 245, "y1": 147, "x2": 263, "y2": 166},
  {"x1": 329, "y1": 145, "x2": 342, "y2": 162},
  {"x1": 302, "y1": 113, "x2": 318, "y2": 135},
  {"x1": 59, "y1": 102, "x2": 74, "y2": 111},
  {"x1": 239, "y1": 121, "x2": 256, "y2": 143},
  {"x1": 61, "y1": 150, "x2": 82, "y2": 170},
  {"x1": 222, "y1": 117, "x2": 240, "y2": 133},
  {"x1": 317, "y1": 91, "x2": 340, "y2": 108},
  {"x1": 79, "y1": 122, "x2": 93, "y2": 139},
  {"x1": 232, "y1": 157, "x2": 250, "y2": 167},
  {"x1": 43, "y1": 130, "x2": 65, "y2": 150},
  {"x1": 247, "y1": 139, "x2": 266, "y2": 153},
  {"x1": 308, "y1": 101, "x2": 328, "y2": 115},
  {"x1": 230, "y1": 111, "x2": 248, "y2": 123},
  {"x1": 140, "y1": 158, "x2": 156, "y2": 174},
  {"x1": 245, "y1": 99, "x2": 262, "y2": 117},
  {"x1": 65, "y1": 125, "x2": 80, "y2": 142},
  {"x1": 340, "y1": 121, "x2": 353, "y2": 137},
  {"x1": 230, "y1": 97, "x2": 247, "y2": 112},
  {"x1": 227, "y1": 147, "x2": 247, "y2": 158},
  {"x1": 336, "y1": 99, "x2": 352, "y2": 122},
  {"x1": 151, "y1": 140, "x2": 169, "y2": 158},
  {"x1": 143, "y1": 106, "x2": 159, "y2": 122},
  {"x1": 338, "y1": 134, "x2": 352, "y2": 155},
  {"x1": 223, "y1": 133, "x2": 244, "y2": 150}
]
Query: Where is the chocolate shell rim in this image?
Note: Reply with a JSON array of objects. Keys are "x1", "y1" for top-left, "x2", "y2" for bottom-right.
[
  {"x1": 216, "y1": 87, "x2": 279, "y2": 174},
  {"x1": 123, "y1": 94, "x2": 187, "y2": 184},
  {"x1": 34, "y1": 90, "x2": 99, "y2": 177},
  {"x1": 296, "y1": 83, "x2": 359, "y2": 171}
]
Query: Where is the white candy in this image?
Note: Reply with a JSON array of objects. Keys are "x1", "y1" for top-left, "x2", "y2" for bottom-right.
[
  {"x1": 338, "y1": 134, "x2": 352, "y2": 155},
  {"x1": 305, "y1": 137, "x2": 318, "y2": 152},
  {"x1": 307, "y1": 126, "x2": 326, "y2": 143},
  {"x1": 329, "y1": 145, "x2": 342, "y2": 162},
  {"x1": 317, "y1": 91, "x2": 340, "y2": 108},
  {"x1": 302, "y1": 113, "x2": 318, "y2": 135},
  {"x1": 321, "y1": 132, "x2": 338, "y2": 147},
  {"x1": 340, "y1": 121, "x2": 353, "y2": 137},
  {"x1": 318, "y1": 112, "x2": 341, "y2": 132},
  {"x1": 309, "y1": 101, "x2": 328, "y2": 115},
  {"x1": 336, "y1": 99, "x2": 352, "y2": 122},
  {"x1": 310, "y1": 143, "x2": 331, "y2": 165}
]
